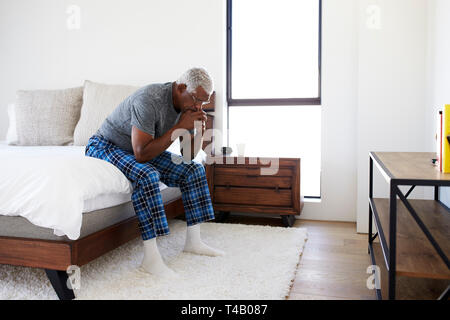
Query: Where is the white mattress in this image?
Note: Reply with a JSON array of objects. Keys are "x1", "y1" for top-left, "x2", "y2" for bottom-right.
[
  {"x1": 83, "y1": 192, "x2": 132, "y2": 213},
  {"x1": 82, "y1": 184, "x2": 170, "y2": 213}
]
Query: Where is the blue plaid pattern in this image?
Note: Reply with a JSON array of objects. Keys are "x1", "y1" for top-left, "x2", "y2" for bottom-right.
[{"x1": 85, "y1": 134, "x2": 215, "y2": 240}]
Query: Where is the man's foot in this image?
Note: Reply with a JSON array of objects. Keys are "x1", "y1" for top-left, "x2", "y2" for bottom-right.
[
  {"x1": 140, "y1": 258, "x2": 178, "y2": 278},
  {"x1": 141, "y1": 237, "x2": 178, "y2": 278},
  {"x1": 184, "y1": 224, "x2": 225, "y2": 257},
  {"x1": 183, "y1": 240, "x2": 225, "y2": 257}
]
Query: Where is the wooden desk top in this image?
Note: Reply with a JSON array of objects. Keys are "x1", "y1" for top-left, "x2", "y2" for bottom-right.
[{"x1": 370, "y1": 152, "x2": 450, "y2": 182}]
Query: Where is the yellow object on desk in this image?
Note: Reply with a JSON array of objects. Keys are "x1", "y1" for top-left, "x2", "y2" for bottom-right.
[{"x1": 443, "y1": 105, "x2": 450, "y2": 173}]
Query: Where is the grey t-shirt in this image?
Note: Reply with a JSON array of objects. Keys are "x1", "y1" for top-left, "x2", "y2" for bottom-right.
[{"x1": 96, "y1": 82, "x2": 180, "y2": 153}]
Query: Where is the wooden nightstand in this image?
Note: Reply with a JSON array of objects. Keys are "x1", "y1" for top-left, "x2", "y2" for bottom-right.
[{"x1": 205, "y1": 156, "x2": 303, "y2": 227}]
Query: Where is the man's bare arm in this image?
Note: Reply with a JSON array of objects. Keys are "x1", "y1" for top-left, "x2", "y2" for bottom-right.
[
  {"x1": 132, "y1": 109, "x2": 205, "y2": 163},
  {"x1": 131, "y1": 126, "x2": 180, "y2": 163}
]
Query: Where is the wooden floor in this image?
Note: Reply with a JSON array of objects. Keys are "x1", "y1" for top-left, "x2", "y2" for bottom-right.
[
  {"x1": 221, "y1": 215, "x2": 375, "y2": 300},
  {"x1": 289, "y1": 219, "x2": 375, "y2": 300}
]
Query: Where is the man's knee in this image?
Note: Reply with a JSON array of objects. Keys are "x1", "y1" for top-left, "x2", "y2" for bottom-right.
[
  {"x1": 137, "y1": 167, "x2": 160, "y2": 184},
  {"x1": 186, "y1": 162, "x2": 206, "y2": 179}
]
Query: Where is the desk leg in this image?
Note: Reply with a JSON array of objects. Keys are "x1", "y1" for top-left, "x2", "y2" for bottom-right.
[
  {"x1": 368, "y1": 157, "x2": 373, "y2": 253},
  {"x1": 388, "y1": 183, "x2": 397, "y2": 300}
]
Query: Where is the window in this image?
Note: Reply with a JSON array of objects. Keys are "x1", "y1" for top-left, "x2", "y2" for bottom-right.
[{"x1": 227, "y1": 0, "x2": 322, "y2": 197}]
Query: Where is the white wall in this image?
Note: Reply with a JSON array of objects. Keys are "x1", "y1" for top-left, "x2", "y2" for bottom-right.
[
  {"x1": 0, "y1": 0, "x2": 360, "y2": 224},
  {"x1": 0, "y1": 0, "x2": 227, "y2": 143},
  {"x1": 0, "y1": 0, "x2": 435, "y2": 227},
  {"x1": 300, "y1": 0, "x2": 432, "y2": 229},
  {"x1": 425, "y1": 0, "x2": 450, "y2": 205},
  {"x1": 426, "y1": 0, "x2": 450, "y2": 122},
  {"x1": 355, "y1": 0, "x2": 430, "y2": 233},
  {"x1": 299, "y1": 0, "x2": 358, "y2": 222}
]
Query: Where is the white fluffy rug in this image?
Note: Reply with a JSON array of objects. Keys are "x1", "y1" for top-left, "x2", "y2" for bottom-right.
[{"x1": 0, "y1": 220, "x2": 307, "y2": 300}]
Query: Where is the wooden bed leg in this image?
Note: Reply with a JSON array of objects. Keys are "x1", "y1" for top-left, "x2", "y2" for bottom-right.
[{"x1": 45, "y1": 269, "x2": 75, "y2": 300}]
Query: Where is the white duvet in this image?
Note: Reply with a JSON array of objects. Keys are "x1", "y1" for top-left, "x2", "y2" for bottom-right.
[
  {"x1": 0, "y1": 141, "x2": 206, "y2": 240},
  {"x1": 0, "y1": 144, "x2": 133, "y2": 240}
]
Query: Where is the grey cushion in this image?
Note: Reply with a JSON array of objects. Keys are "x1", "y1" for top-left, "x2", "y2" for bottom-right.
[{"x1": 15, "y1": 87, "x2": 84, "y2": 146}]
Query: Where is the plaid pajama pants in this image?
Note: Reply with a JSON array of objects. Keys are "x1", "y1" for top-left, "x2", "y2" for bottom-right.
[{"x1": 85, "y1": 134, "x2": 215, "y2": 241}]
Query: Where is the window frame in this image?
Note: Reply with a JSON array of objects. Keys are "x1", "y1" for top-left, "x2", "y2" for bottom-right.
[
  {"x1": 226, "y1": 0, "x2": 322, "y2": 107},
  {"x1": 226, "y1": 0, "x2": 323, "y2": 198}
]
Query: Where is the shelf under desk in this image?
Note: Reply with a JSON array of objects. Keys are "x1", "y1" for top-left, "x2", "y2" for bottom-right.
[{"x1": 371, "y1": 198, "x2": 450, "y2": 280}]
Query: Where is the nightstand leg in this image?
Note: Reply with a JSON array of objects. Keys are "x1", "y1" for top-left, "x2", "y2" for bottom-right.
[
  {"x1": 214, "y1": 211, "x2": 230, "y2": 222},
  {"x1": 281, "y1": 215, "x2": 295, "y2": 227}
]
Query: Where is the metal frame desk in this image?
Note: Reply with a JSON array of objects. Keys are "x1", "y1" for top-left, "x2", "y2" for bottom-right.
[{"x1": 368, "y1": 152, "x2": 450, "y2": 300}]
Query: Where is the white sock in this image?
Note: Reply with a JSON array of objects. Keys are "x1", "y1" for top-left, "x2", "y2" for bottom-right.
[
  {"x1": 183, "y1": 224, "x2": 225, "y2": 256},
  {"x1": 141, "y1": 238, "x2": 177, "y2": 277}
]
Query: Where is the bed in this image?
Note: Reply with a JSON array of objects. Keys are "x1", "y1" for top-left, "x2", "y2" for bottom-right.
[
  {"x1": 0, "y1": 82, "x2": 216, "y2": 300},
  {"x1": 0, "y1": 141, "x2": 190, "y2": 301}
]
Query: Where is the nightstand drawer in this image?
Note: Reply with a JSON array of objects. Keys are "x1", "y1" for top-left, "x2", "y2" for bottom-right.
[
  {"x1": 214, "y1": 166, "x2": 293, "y2": 177},
  {"x1": 214, "y1": 187, "x2": 292, "y2": 207},
  {"x1": 215, "y1": 174, "x2": 292, "y2": 189}
]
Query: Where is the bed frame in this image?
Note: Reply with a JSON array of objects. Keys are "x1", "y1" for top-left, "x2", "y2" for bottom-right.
[
  {"x1": 0, "y1": 93, "x2": 216, "y2": 300},
  {"x1": 0, "y1": 199, "x2": 184, "y2": 300}
]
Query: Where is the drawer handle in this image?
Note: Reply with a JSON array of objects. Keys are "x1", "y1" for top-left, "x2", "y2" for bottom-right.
[
  {"x1": 275, "y1": 186, "x2": 279, "y2": 192},
  {"x1": 226, "y1": 184, "x2": 230, "y2": 190}
]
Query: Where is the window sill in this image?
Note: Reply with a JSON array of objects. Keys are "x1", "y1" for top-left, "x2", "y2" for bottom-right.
[{"x1": 303, "y1": 197, "x2": 321, "y2": 204}]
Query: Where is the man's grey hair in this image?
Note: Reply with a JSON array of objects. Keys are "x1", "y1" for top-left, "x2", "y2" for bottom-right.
[{"x1": 176, "y1": 67, "x2": 214, "y2": 94}]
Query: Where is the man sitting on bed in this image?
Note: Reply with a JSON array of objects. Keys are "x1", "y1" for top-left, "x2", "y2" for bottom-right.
[{"x1": 85, "y1": 67, "x2": 224, "y2": 277}]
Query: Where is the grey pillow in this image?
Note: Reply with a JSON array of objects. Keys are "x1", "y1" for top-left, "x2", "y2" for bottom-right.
[{"x1": 15, "y1": 87, "x2": 84, "y2": 146}]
